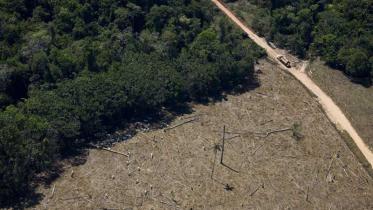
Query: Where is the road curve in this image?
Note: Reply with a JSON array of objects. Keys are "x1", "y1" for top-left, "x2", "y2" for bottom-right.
[{"x1": 211, "y1": 0, "x2": 373, "y2": 169}]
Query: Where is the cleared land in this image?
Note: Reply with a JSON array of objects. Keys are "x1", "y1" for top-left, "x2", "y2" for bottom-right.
[
  {"x1": 308, "y1": 61, "x2": 373, "y2": 150},
  {"x1": 227, "y1": 1, "x2": 373, "y2": 152},
  {"x1": 226, "y1": 0, "x2": 373, "y2": 153},
  {"x1": 211, "y1": 0, "x2": 373, "y2": 169},
  {"x1": 32, "y1": 60, "x2": 373, "y2": 209}
]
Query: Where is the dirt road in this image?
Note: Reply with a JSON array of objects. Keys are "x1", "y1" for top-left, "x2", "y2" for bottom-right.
[{"x1": 211, "y1": 0, "x2": 373, "y2": 169}]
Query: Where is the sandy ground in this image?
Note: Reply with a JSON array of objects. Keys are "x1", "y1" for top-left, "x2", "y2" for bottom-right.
[
  {"x1": 211, "y1": 0, "x2": 373, "y2": 169},
  {"x1": 32, "y1": 59, "x2": 373, "y2": 209}
]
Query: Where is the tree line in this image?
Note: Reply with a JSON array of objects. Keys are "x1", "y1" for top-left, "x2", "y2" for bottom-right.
[
  {"x1": 0, "y1": 0, "x2": 264, "y2": 205},
  {"x1": 227, "y1": 0, "x2": 372, "y2": 84}
]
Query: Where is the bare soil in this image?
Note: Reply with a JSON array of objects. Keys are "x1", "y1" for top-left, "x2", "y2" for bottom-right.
[{"x1": 32, "y1": 60, "x2": 373, "y2": 210}]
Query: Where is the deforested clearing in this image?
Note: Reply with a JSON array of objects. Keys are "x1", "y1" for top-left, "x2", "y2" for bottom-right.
[{"x1": 33, "y1": 60, "x2": 373, "y2": 210}]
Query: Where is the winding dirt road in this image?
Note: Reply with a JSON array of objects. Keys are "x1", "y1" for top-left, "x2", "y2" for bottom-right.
[{"x1": 211, "y1": 0, "x2": 373, "y2": 169}]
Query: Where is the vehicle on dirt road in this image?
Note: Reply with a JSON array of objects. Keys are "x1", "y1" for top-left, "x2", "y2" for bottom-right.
[
  {"x1": 267, "y1": 41, "x2": 277, "y2": 49},
  {"x1": 277, "y1": 55, "x2": 291, "y2": 68}
]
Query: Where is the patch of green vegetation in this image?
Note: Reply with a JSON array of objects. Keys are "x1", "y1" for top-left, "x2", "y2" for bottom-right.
[{"x1": 225, "y1": 0, "x2": 372, "y2": 84}]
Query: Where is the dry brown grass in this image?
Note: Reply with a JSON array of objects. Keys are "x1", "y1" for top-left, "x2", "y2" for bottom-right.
[{"x1": 32, "y1": 60, "x2": 373, "y2": 210}]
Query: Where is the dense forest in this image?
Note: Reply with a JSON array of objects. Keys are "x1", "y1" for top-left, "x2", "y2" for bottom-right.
[
  {"x1": 227, "y1": 0, "x2": 372, "y2": 84},
  {"x1": 0, "y1": 0, "x2": 264, "y2": 205}
]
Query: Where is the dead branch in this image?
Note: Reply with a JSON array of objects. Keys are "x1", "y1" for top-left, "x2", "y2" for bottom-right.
[
  {"x1": 91, "y1": 145, "x2": 129, "y2": 157},
  {"x1": 50, "y1": 184, "x2": 56, "y2": 199},
  {"x1": 260, "y1": 119, "x2": 273, "y2": 125},
  {"x1": 60, "y1": 196, "x2": 89, "y2": 201},
  {"x1": 278, "y1": 155, "x2": 298, "y2": 159},
  {"x1": 164, "y1": 118, "x2": 198, "y2": 131},
  {"x1": 221, "y1": 162, "x2": 239, "y2": 173},
  {"x1": 251, "y1": 143, "x2": 265, "y2": 156},
  {"x1": 214, "y1": 126, "x2": 293, "y2": 138},
  {"x1": 255, "y1": 127, "x2": 292, "y2": 138},
  {"x1": 101, "y1": 147, "x2": 129, "y2": 157},
  {"x1": 249, "y1": 183, "x2": 264, "y2": 197},
  {"x1": 217, "y1": 126, "x2": 239, "y2": 173},
  {"x1": 256, "y1": 92, "x2": 268, "y2": 97},
  {"x1": 220, "y1": 125, "x2": 226, "y2": 164},
  {"x1": 225, "y1": 134, "x2": 240, "y2": 141},
  {"x1": 305, "y1": 186, "x2": 311, "y2": 203}
]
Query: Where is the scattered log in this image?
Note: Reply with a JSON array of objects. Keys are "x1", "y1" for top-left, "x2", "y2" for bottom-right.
[
  {"x1": 225, "y1": 134, "x2": 240, "y2": 140},
  {"x1": 216, "y1": 126, "x2": 293, "y2": 138},
  {"x1": 255, "y1": 127, "x2": 292, "y2": 138},
  {"x1": 249, "y1": 183, "x2": 264, "y2": 197},
  {"x1": 101, "y1": 147, "x2": 129, "y2": 157},
  {"x1": 50, "y1": 184, "x2": 56, "y2": 199},
  {"x1": 221, "y1": 162, "x2": 239, "y2": 173},
  {"x1": 251, "y1": 143, "x2": 265, "y2": 156},
  {"x1": 305, "y1": 186, "x2": 311, "y2": 203},
  {"x1": 164, "y1": 118, "x2": 198, "y2": 131},
  {"x1": 220, "y1": 126, "x2": 226, "y2": 164},
  {"x1": 279, "y1": 155, "x2": 298, "y2": 159},
  {"x1": 213, "y1": 126, "x2": 240, "y2": 173},
  {"x1": 255, "y1": 92, "x2": 268, "y2": 97},
  {"x1": 260, "y1": 119, "x2": 273, "y2": 125},
  {"x1": 91, "y1": 144, "x2": 129, "y2": 157}
]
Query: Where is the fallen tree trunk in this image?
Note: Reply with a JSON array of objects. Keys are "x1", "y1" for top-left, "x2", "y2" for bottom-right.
[
  {"x1": 164, "y1": 118, "x2": 198, "y2": 131},
  {"x1": 255, "y1": 127, "x2": 292, "y2": 138},
  {"x1": 91, "y1": 144, "x2": 129, "y2": 157}
]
